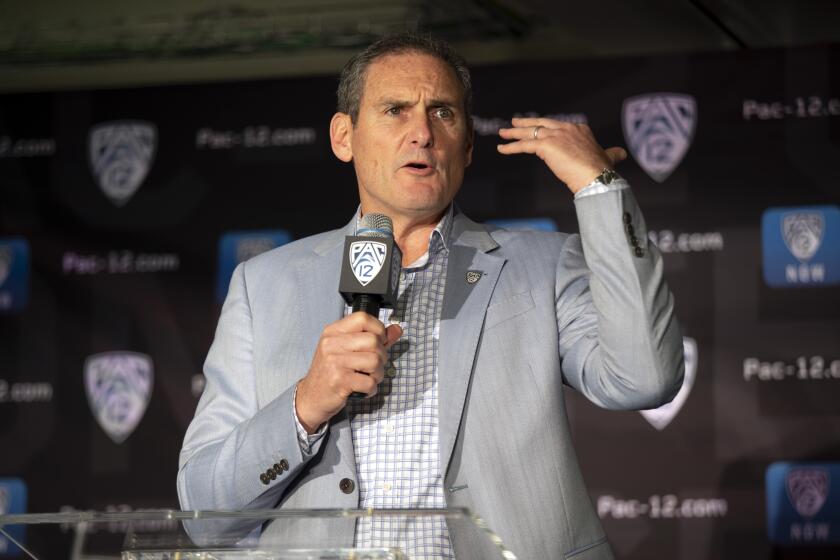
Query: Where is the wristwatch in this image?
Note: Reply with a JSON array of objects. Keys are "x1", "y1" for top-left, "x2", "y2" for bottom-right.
[{"x1": 593, "y1": 167, "x2": 621, "y2": 185}]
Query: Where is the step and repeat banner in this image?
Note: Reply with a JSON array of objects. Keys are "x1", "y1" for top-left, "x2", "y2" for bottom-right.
[{"x1": 1, "y1": 44, "x2": 839, "y2": 558}]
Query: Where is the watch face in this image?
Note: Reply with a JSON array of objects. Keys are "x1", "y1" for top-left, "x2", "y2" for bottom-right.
[{"x1": 602, "y1": 169, "x2": 619, "y2": 184}]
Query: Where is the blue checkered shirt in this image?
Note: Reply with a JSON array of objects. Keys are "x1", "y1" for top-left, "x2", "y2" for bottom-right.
[{"x1": 295, "y1": 205, "x2": 455, "y2": 559}]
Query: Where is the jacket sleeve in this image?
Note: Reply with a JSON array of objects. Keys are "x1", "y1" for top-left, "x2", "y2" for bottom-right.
[
  {"x1": 556, "y1": 181, "x2": 684, "y2": 410},
  {"x1": 177, "y1": 262, "x2": 325, "y2": 541}
]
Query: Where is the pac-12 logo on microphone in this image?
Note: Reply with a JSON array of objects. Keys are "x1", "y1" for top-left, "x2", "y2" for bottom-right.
[
  {"x1": 350, "y1": 241, "x2": 387, "y2": 286},
  {"x1": 88, "y1": 120, "x2": 157, "y2": 207},
  {"x1": 84, "y1": 351, "x2": 154, "y2": 444},
  {"x1": 640, "y1": 337, "x2": 696, "y2": 430},
  {"x1": 622, "y1": 93, "x2": 696, "y2": 183}
]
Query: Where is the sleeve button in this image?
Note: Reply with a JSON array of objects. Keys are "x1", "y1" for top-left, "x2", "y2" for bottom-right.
[{"x1": 339, "y1": 478, "x2": 355, "y2": 494}]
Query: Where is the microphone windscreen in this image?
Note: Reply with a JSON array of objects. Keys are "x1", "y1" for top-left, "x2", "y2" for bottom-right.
[{"x1": 358, "y1": 213, "x2": 393, "y2": 238}]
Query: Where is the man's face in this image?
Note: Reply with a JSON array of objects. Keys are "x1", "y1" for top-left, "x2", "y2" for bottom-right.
[{"x1": 334, "y1": 52, "x2": 473, "y2": 223}]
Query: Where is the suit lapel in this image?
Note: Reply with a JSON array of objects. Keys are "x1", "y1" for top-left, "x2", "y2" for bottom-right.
[
  {"x1": 295, "y1": 218, "x2": 358, "y2": 473},
  {"x1": 438, "y1": 212, "x2": 505, "y2": 477},
  {"x1": 294, "y1": 211, "x2": 505, "y2": 478}
]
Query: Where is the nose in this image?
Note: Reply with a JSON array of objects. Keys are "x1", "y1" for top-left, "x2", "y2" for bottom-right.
[{"x1": 408, "y1": 112, "x2": 434, "y2": 148}]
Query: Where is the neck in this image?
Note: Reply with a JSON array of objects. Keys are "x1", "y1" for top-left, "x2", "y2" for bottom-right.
[
  {"x1": 393, "y1": 220, "x2": 438, "y2": 266},
  {"x1": 360, "y1": 207, "x2": 447, "y2": 267}
]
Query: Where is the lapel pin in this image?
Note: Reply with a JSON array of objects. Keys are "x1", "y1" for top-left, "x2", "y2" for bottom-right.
[{"x1": 465, "y1": 270, "x2": 482, "y2": 284}]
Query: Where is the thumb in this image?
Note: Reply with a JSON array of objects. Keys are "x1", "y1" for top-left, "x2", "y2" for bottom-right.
[
  {"x1": 384, "y1": 323, "x2": 403, "y2": 348},
  {"x1": 605, "y1": 146, "x2": 627, "y2": 165}
]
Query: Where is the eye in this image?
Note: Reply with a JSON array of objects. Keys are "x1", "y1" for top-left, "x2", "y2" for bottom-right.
[
  {"x1": 386, "y1": 106, "x2": 402, "y2": 116},
  {"x1": 433, "y1": 107, "x2": 454, "y2": 120}
]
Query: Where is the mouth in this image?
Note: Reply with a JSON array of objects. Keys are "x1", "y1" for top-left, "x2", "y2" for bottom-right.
[{"x1": 401, "y1": 161, "x2": 435, "y2": 176}]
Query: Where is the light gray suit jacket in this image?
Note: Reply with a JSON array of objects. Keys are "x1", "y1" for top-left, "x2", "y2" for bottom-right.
[{"x1": 178, "y1": 184, "x2": 684, "y2": 559}]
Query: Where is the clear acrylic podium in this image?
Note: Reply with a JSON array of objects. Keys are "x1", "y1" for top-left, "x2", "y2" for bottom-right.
[{"x1": 0, "y1": 508, "x2": 517, "y2": 559}]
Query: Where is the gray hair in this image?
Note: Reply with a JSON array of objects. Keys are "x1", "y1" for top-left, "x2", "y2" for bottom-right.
[{"x1": 337, "y1": 32, "x2": 473, "y2": 127}]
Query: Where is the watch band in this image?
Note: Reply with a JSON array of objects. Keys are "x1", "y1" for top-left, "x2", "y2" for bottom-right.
[{"x1": 593, "y1": 167, "x2": 621, "y2": 185}]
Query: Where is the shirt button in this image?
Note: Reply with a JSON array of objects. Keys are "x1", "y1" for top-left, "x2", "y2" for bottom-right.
[
  {"x1": 386, "y1": 365, "x2": 397, "y2": 378},
  {"x1": 383, "y1": 423, "x2": 395, "y2": 434},
  {"x1": 383, "y1": 482, "x2": 393, "y2": 494},
  {"x1": 339, "y1": 478, "x2": 355, "y2": 494}
]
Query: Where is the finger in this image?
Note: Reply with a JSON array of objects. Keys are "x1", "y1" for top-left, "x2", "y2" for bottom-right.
[
  {"x1": 498, "y1": 126, "x2": 555, "y2": 141},
  {"x1": 331, "y1": 311, "x2": 387, "y2": 342},
  {"x1": 346, "y1": 371, "x2": 378, "y2": 397},
  {"x1": 605, "y1": 146, "x2": 627, "y2": 165},
  {"x1": 335, "y1": 331, "x2": 388, "y2": 355},
  {"x1": 510, "y1": 117, "x2": 571, "y2": 129},
  {"x1": 384, "y1": 323, "x2": 403, "y2": 348},
  {"x1": 367, "y1": 363, "x2": 385, "y2": 384},
  {"x1": 341, "y1": 351, "x2": 385, "y2": 376},
  {"x1": 496, "y1": 139, "x2": 539, "y2": 156}
]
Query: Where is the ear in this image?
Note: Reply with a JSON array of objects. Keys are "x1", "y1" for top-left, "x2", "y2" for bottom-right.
[{"x1": 330, "y1": 112, "x2": 353, "y2": 162}]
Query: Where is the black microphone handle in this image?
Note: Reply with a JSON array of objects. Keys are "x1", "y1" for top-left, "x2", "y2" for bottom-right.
[
  {"x1": 348, "y1": 294, "x2": 382, "y2": 400},
  {"x1": 352, "y1": 293, "x2": 381, "y2": 316}
]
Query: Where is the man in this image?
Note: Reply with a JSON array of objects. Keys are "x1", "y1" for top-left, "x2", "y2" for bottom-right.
[{"x1": 178, "y1": 33, "x2": 684, "y2": 559}]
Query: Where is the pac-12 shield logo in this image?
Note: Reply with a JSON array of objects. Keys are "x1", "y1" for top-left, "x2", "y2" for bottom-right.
[
  {"x1": 84, "y1": 351, "x2": 154, "y2": 444},
  {"x1": 640, "y1": 337, "x2": 697, "y2": 430},
  {"x1": 766, "y1": 462, "x2": 840, "y2": 545},
  {"x1": 787, "y1": 468, "x2": 829, "y2": 518},
  {"x1": 762, "y1": 205, "x2": 840, "y2": 287},
  {"x1": 782, "y1": 212, "x2": 824, "y2": 262},
  {"x1": 88, "y1": 120, "x2": 157, "y2": 207},
  {"x1": 350, "y1": 241, "x2": 386, "y2": 286},
  {"x1": 622, "y1": 93, "x2": 696, "y2": 183}
]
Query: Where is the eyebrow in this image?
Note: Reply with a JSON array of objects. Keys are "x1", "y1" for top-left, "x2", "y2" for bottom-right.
[{"x1": 377, "y1": 98, "x2": 459, "y2": 109}]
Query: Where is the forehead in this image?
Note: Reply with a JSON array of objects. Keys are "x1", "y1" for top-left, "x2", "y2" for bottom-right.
[{"x1": 360, "y1": 51, "x2": 464, "y2": 103}]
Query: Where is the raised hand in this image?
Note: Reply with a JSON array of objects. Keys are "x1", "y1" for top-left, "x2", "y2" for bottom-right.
[{"x1": 497, "y1": 117, "x2": 627, "y2": 193}]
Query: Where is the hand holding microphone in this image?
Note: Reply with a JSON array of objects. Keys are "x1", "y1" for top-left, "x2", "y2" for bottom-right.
[{"x1": 295, "y1": 213, "x2": 402, "y2": 433}]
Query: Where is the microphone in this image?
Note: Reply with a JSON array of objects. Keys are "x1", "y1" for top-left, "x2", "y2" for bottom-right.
[{"x1": 338, "y1": 213, "x2": 402, "y2": 399}]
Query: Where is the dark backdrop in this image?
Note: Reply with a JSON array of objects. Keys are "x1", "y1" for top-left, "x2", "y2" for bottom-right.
[{"x1": 1, "y1": 44, "x2": 839, "y2": 559}]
